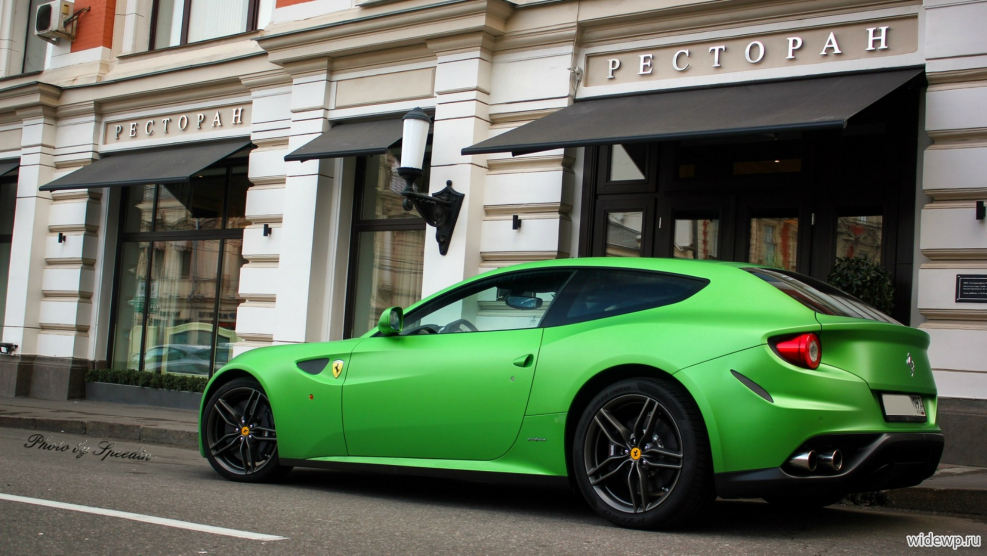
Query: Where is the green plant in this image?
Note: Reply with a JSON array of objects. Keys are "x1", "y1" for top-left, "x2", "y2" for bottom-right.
[
  {"x1": 85, "y1": 368, "x2": 208, "y2": 393},
  {"x1": 827, "y1": 256, "x2": 895, "y2": 314}
]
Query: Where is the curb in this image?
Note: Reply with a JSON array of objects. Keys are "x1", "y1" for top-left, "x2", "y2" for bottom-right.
[
  {"x1": 0, "y1": 415, "x2": 198, "y2": 448},
  {"x1": 884, "y1": 487, "x2": 987, "y2": 516}
]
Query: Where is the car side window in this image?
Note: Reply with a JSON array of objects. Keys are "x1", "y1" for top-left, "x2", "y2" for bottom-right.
[
  {"x1": 401, "y1": 270, "x2": 573, "y2": 335},
  {"x1": 542, "y1": 268, "x2": 708, "y2": 327}
]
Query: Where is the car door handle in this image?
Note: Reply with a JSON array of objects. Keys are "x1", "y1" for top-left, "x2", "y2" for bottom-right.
[{"x1": 513, "y1": 354, "x2": 534, "y2": 368}]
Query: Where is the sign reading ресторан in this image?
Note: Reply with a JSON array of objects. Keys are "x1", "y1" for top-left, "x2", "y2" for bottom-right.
[
  {"x1": 103, "y1": 104, "x2": 251, "y2": 145},
  {"x1": 584, "y1": 17, "x2": 918, "y2": 87}
]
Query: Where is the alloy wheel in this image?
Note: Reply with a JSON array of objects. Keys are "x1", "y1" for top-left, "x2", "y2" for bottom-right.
[
  {"x1": 582, "y1": 393, "x2": 684, "y2": 514},
  {"x1": 205, "y1": 385, "x2": 278, "y2": 476}
]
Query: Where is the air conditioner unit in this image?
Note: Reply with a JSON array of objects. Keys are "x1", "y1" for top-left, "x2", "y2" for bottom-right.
[{"x1": 34, "y1": 1, "x2": 76, "y2": 45}]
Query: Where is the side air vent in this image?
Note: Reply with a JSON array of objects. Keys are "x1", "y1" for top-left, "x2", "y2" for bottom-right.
[{"x1": 297, "y1": 358, "x2": 330, "y2": 375}]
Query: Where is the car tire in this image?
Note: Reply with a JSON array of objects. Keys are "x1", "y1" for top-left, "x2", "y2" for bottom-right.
[
  {"x1": 202, "y1": 377, "x2": 291, "y2": 483},
  {"x1": 573, "y1": 377, "x2": 715, "y2": 529}
]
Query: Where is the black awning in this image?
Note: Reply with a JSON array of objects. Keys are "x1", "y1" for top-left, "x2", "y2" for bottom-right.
[
  {"x1": 40, "y1": 139, "x2": 252, "y2": 192},
  {"x1": 462, "y1": 69, "x2": 923, "y2": 156},
  {"x1": 284, "y1": 119, "x2": 403, "y2": 162},
  {"x1": 0, "y1": 160, "x2": 17, "y2": 178}
]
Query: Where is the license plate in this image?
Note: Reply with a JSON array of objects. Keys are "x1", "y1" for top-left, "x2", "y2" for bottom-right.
[{"x1": 881, "y1": 393, "x2": 926, "y2": 423}]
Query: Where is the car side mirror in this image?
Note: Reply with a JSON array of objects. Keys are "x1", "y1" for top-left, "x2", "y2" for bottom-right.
[
  {"x1": 378, "y1": 307, "x2": 404, "y2": 336},
  {"x1": 505, "y1": 295, "x2": 543, "y2": 310}
]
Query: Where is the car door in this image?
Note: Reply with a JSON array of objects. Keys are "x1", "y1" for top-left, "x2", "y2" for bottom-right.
[{"x1": 342, "y1": 269, "x2": 573, "y2": 461}]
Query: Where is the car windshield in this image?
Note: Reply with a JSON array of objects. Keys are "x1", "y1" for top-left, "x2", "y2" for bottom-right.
[{"x1": 744, "y1": 267, "x2": 899, "y2": 324}]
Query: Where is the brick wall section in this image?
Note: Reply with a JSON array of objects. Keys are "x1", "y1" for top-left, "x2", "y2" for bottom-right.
[
  {"x1": 277, "y1": 0, "x2": 317, "y2": 7},
  {"x1": 70, "y1": 0, "x2": 117, "y2": 53}
]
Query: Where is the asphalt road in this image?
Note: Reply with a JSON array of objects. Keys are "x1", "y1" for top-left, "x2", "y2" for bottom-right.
[{"x1": 0, "y1": 427, "x2": 984, "y2": 556}]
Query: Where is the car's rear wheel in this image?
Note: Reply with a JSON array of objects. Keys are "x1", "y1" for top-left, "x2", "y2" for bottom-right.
[
  {"x1": 203, "y1": 377, "x2": 291, "y2": 482},
  {"x1": 573, "y1": 378, "x2": 714, "y2": 529}
]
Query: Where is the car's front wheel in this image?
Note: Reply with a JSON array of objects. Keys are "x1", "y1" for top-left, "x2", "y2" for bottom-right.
[
  {"x1": 203, "y1": 377, "x2": 291, "y2": 482},
  {"x1": 572, "y1": 378, "x2": 714, "y2": 529}
]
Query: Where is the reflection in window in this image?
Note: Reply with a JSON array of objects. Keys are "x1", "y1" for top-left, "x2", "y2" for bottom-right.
[
  {"x1": 111, "y1": 166, "x2": 248, "y2": 377},
  {"x1": 0, "y1": 181, "x2": 17, "y2": 330},
  {"x1": 348, "y1": 151, "x2": 429, "y2": 338},
  {"x1": 750, "y1": 217, "x2": 798, "y2": 271},
  {"x1": 836, "y1": 215, "x2": 882, "y2": 263},
  {"x1": 673, "y1": 219, "x2": 719, "y2": 260},
  {"x1": 151, "y1": 0, "x2": 275, "y2": 49},
  {"x1": 22, "y1": 0, "x2": 49, "y2": 73},
  {"x1": 605, "y1": 211, "x2": 643, "y2": 257},
  {"x1": 403, "y1": 271, "x2": 572, "y2": 334},
  {"x1": 609, "y1": 144, "x2": 647, "y2": 181},
  {"x1": 352, "y1": 229, "x2": 425, "y2": 337}
]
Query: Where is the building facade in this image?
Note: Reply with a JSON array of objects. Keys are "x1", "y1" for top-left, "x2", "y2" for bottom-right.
[{"x1": 0, "y1": 0, "x2": 984, "y2": 465}]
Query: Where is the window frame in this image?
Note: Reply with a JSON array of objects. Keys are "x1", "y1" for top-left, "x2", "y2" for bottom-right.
[
  {"x1": 148, "y1": 0, "x2": 263, "y2": 50},
  {"x1": 106, "y1": 155, "x2": 250, "y2": 377}
]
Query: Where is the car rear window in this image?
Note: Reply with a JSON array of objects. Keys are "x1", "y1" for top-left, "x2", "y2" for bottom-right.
[
  {"x1": 542, "y1": 268, "x2": 708, "y2": 327},
  {"x1": 745, "y1": 267, "x2": 899, "y2": 324}
]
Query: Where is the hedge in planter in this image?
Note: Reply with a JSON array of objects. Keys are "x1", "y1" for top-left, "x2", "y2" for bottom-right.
[
  {"x1": 827, "y1": 256, "x2": 895, "y2": 314},
  {"x1": 86, "y1": 368, "x2": 208, "y2": 393}
]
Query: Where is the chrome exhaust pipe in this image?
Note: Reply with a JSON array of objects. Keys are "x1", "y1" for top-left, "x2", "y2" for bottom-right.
[
  {"x1": 789, "y1": 450, "x2": 817, "y2": 472},
  {"x1": 819, "y1": 450, "x2": 843, "y2": 472}
]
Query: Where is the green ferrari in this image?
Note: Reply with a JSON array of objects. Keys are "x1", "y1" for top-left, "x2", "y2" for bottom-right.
[{"x1": 198, "y1": 258, "x2": 942, "y2": 529}]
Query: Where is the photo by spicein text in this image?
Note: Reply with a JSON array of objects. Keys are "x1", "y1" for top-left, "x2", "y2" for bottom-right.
[{"x1": 23, "y1": 434, "x2": 152, "y2": 462}]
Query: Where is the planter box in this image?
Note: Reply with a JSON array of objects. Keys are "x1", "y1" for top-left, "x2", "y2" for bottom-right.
[{"x1": 85, "y1": 382, "x2": 202, "y2": 411}]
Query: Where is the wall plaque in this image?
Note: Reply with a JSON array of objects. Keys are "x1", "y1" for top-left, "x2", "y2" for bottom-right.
[{"x1": 956, "y1": 275, "x2": 987, "y2": 303}]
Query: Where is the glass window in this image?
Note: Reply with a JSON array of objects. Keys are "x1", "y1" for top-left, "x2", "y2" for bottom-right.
[
  {"x1": 402, "y1": 271, "x2": 573, "y2": 335},
  {"x1": 836, "y1": 215, "x2": 882, "y2": 263},
  {"x1": 605, "y1": 211, "x2": 643, "y2": 257},
  {"x1": 351, "y1": 229, "x2": 425, "y2": 336},
  {"x1": 745, "y1": 268, "x2": 898, "y2": 324},
  {"x1": 110, "y1": 164, "x2": 248, "y2": 377},
  {"x1": 543, "y1": 269, "x2": 708, "y2": 327},
  {"x1": 23, "y1": 0, "x2": 49, "y2": 73},
  {"x1": 609, "y1": 144, "x2": 647, "y2": 181},
  {"x1": 348, "y1": 150, "x2": 430, "y2": 338},
  {"x1": 673, "y1": 218, "x2": 719, "y2": 260},
  {"x1": 0, "y1": 181, "x2": 17, "y2": 331},
  {"x1": 749, "y1": 217, "x2": 798, "y2": 271},
  {"x1": 151, "y1": 0, "x2": 274, "y2": 49}
]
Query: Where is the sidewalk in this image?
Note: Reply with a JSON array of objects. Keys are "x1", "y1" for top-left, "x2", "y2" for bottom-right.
[
  {"x1": 0, "y1": 396, "x2": 198, "y2": 448},
  {"x1": 1, "y1": 396, "x2": 985, "y2": 516}
]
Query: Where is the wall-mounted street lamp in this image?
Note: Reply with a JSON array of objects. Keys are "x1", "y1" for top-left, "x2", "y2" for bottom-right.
[{"x1": 398, "y1": 108, "x2": 464, "y2": 256}]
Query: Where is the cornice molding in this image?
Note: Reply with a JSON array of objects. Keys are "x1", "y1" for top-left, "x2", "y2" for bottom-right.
[
  {"x1": 578, "y1": 0, "x2": 918, "y2": 47},
  {"x1": 240, "y1": 69, "x2": 294, "y2": 90},
  {"x1": 919, "y1": 309, "x2": 987, "y2": 321},
  {"x1": 924, "y1": 188, "x2": 987, "y2": 201},
  {"x1": 56, "y1": 101, "x2": 100, "y2": 119},
  {"x1": 258, "y1": 0, "x2": 514, "y2": 65},
  {"x1": 494, "y1": 23, "x2": 578, "y2": 53},
  {"x1": 920, "y1": 248, "x2": 987, "y2": 260},
  {"x1": 0, "y1": 82, "x2": 63, "y2": 114}
]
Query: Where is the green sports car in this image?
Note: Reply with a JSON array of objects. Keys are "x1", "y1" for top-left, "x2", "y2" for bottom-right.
[{"x1": 198, "y1": 258, "x2": 943, "y2": 529}]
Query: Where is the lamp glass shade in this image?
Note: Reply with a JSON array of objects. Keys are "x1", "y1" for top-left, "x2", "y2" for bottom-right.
[{"x1": 400, "y1": 114, "x2": 430, "y2": 171}]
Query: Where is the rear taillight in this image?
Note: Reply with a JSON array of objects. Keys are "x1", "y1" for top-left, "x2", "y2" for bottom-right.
[{"x1": 771, "y1": 333, "x2": 821, "y2": 369}]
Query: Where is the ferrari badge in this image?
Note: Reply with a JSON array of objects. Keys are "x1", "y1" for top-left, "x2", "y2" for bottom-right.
[{"x1": 332, "y1": 360, "x2": 344, "y2": 378}]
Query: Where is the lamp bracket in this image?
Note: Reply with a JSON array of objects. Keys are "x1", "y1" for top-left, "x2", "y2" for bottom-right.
[{"x1": 399, "y1": 174, "x2": 464, "y2": 256}]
